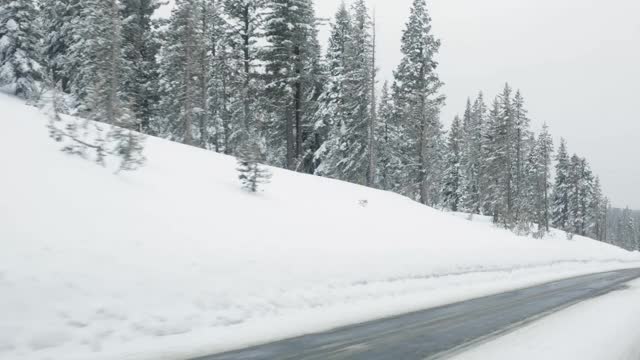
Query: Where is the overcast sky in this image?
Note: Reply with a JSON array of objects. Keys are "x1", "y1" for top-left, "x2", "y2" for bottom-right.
[{"x1": 162, "y1": 0, "x2": 640, "y2": 208}]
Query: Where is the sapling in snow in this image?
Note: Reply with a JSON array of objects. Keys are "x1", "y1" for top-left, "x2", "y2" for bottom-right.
[{"x1": 237, "y1": 139, "x2": 271, "y2": 192}]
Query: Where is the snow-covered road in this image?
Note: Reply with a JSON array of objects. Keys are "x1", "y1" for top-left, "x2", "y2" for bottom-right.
[{"x1": 193, "y1": 268, "x2": 640, "y2": 360}]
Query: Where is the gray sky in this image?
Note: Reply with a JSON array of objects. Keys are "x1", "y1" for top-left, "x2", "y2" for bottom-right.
[{"x1": 162, "y1": 0, "x2": 640, "y2": 208}]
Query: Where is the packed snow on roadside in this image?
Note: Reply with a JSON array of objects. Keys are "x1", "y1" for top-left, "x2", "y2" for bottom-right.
[
  {"x1": 453, "y1": 279, "x2": 640, "y2": 360},
  {"x1": 1, "y1": 92, "x2": 639, "y2": 360}
]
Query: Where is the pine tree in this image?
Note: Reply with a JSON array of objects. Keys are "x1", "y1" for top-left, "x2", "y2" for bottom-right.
[
  {"x1": 481, "y1": 97, "x2": 501, "y2": 218},
  {"x1": 589, "y1": 177, "x2": 607, "y2": 241},
  {"x1": 53, "y1": 0, "x2": 146, "y2": 170},
  {"x1": 619, "y1": 208, "x2": 637, "y2": 250},
  {"x1": 206, "y1": 0, "x2": 233, "y2": 153},
  {"x1": 518, "y1": 124, "x2": 553, "y2": 236},
  {"x1": 512, "y1": 90, "x2": 533, "y2": 225},
  {"x1": 520, "y1": 133, "x2": 539, "y2": 232},
  {"x1": 367, "y1": 8, "x2": 377, "y2": 187},
  {"x1": 375, "y1": 81, "x2": 402, "y2": 191},
  {"x1": 42, "y1": 72, "x2": 108, "y2": 165},
  {"x1": 348, "y1": 0, "x2": 374, "y2": 184},
  {"x1": 223, "y1": 0, "x2": 265, "y2": 136},
  {"x1": 40, "y1": 0, "x2": 83, "y2": 93},
  {"x1": 314, "y1": 2, "x2": 353, "y2": 178},
  {"x1": 552, "y1": 138, "x2": 571, "y2": 231},
  {"x1": 460, "y1": 93, "x2": 487, "y2": 214},
  {"x1": 442, "y1": 116, "x2": 463, "y2": 211},
  {"x1": 566, "y1": 155, "x2": 595, "y2": 237},
  {"x1": 315, "y1": 0, "x2": 373, "y2": 185},
  {"x1": 157, "y1": 0, "x2": 202, "y2": 146},
  {"x1": 74, "y1": 0, "x2": 127, "y2": 124},
  {"x1": 192, "y1": 0, "x2": 225, "y2": 150},
  {"x1": 237, "y1": 138, "x2": 271, "y2": 192},
  {"x1": 120, "y1": 0, "x2": 162, "y2": 134},
  {"x1": 483, "y1": 85, "x2": 517, "y2": 227},
  {"x1": 392, "y1": 0, "x2": 445, "y2": 206},
  {"x1": 458, "y1": 98, "x2": 473, "y2": 211},
  {"x1": 262, "y1": 0, "x2": 323, "y2": 170},
  {"x1": 535, "y1": 124, "x2": 554, "y2": 231},
  {"x1": 109, "y1": 106, "x2": 147, "y2": 171},
  {"x1": 0, "y1": 0, "x2": 42, "y2": 98}
]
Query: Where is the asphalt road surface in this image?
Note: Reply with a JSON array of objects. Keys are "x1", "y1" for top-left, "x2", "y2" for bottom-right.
[{"x1": 192, "y1": 268, "x2": 640, "y2": 360}]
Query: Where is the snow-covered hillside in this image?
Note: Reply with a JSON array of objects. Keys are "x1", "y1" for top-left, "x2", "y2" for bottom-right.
[{"x1": 1, "y1": 92, "x2": 639, "y2": 360}]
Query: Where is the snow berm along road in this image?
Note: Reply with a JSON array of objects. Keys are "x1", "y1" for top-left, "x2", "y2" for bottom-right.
[{"x1": 1, "y1": 91, "x2": 639, "y2": 360}]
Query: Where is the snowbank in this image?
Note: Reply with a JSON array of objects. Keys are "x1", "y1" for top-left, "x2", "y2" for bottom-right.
[
  {"x1": 453, "y1": 279, "x2": 640, "y2": 360},
  {"x1": 1, "y1": 92, "x2": 639, "y2": 360}
]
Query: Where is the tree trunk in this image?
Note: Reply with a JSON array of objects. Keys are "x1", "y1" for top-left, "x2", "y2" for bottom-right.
[
  {"x1": 199, "y1": 4, "x2": 209, "y2": 149},
  {"x1": 221, "y1": 52, "x2": 231, "y2": 155},
  {"x1": 367, "y1": 11, "x2": 377, "y2": 187},
  {"x1": 182, "y1": 2, "x2": 194, "y2": 146},
  {"x1": 107, "y1": 0, "x2": 120, "y2": 124},
  {"x1": 294, "y1": 45, "x2": 303, "y2": 166},
  {"x1": 418, "y1": 106, "x2": 428, "y2": 205},
  {"x1": 242, "y1": 5, "x2": 251, "y2": 132},
  {"x1": 286, "y1": 106, "x2": 295, "y2": 169}
]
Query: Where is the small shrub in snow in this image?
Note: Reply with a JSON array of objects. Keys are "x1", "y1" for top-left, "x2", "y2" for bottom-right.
[
  {"x1": 237, "y1": 140, "x2": 271, "y2": 193},
  {"x1": 41, "y1": 77, "x2": 145, "y2": 172}
]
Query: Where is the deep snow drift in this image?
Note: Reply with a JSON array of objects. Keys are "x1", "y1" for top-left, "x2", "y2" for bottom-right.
[{"x1": 1, "y1": 92, "x2": 639, "y2": 360}]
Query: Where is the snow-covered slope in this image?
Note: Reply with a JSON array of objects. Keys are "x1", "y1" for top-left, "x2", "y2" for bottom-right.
[{"x1": 1, "y1": 92, "x2": 638, "y2": 360}]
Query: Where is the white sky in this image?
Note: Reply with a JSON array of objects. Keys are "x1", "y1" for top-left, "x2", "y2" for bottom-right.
[{"x1": 162, "y1": 0, "x2": 640, "y2": 208}]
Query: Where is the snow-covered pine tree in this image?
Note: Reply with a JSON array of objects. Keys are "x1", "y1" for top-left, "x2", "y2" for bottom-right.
[
  {"x1": 192, "y1": 0, "x2": 220, "y2": 150},
  {"x1": 375, "y1": 81, "x2": 402, "y2": 192},
  {"x1": 77, "y1": 0, "x2": 125, "y2": 123},
  {"x1": 223, "y1": 0, "x2": 265, "y2": 138},
  {"x1": 41, "y1": 71, "x2": 108, "y2": 164},
  {"x1": 518, "y1": 124, "x2": 553, "y2": 236},
  {"x1": 459, "y1": 94, "x2": 488, "y2": 214},
  {"x1": 156, "y1": 0, "x2": 226, "y2": 149},
  {"x1": 534, "y1": 124, "x2": 554, "y2": 232},
  {"x1": 512, "y1": 90, "x2": 533, "y2": 225},
  {"x1": 120, "y1": 0, "x2": 162, "y2": 134},
  {"x1": 589, "y1": 177, "x2": 607, "y2": 241},
  {"x1": 58, "y1": 0, "x2": 146, "y2": 170},
  {"x1": 313, "y1": 2, "x2": 353, "y2": 178},
  {"x1": 367, "y1": 8, "x2": 377, "y2": 187},
  {"x1": 457, "y1": 98, "x2": 474, "y2": 212},
  {"x1": 442, "y1": 115, "x2": 463, "y2": 211},
  {"x1": 481, "y1": 97, "x2": 501, "y2": 218},
  {"x1": 315, "y1": 0, "x2": 373, "y2": 185},
  {"x1": 205, "y1": 0, "x2": 234, "y2": 154},
  {"x1": 520, "y1": 133, "x2": 540, "y2": 233},
  {"x1": 0, "y1": 0, "x2": 42, "y2": 98},
  {"x1": 262, "y1": 0, "x2": 323, "y2": 171},
  {"x1": 157, "y1": 0, "x2": 200, "y2": 145},
  {"x1": 619, "y1": 208, "x2": 637, "y2": 250},
  {"x1": 496, "y1": 84, "x2": 516, "y2": 227},
  {"x1": 109, "y1": 105, "x2": 146, "y2": 172},
  {"x1": 40, "y1": 0, "x2": 83, "y2": 94},
  {"x1": 348, "y1": 0, "x2": 374, "y2": 185},
  {"x1": 567, "y1": 155, "x2": 595, "y2": 237},
  {"x1": 237, "y1": 136, "x2": 271, "y2": 192},
  {"x1": 552, "y1": 138, "x2": 571, "y2": 231},
  {"x1": 463, "y1": 92, "x2": 488, "y2": 214},
  {"x1": 580, "y1": 159, "x2": 596, "y2": 236},
  {"x1": 566, "y1": 154, "x2": 582, "y2": 237},
  {"x1": 392, "y1": 0, "x2": 445, "y2": 206},
  {"x1": 482, "y1": 85, "x2": 516, "y2": 227}
]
